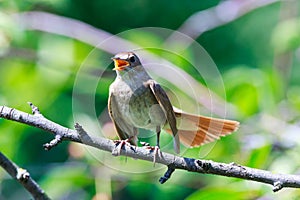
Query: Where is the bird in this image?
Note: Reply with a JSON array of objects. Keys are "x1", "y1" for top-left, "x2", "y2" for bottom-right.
[{"x1": 108, "y1": 52, "x2": 239, "y2": 159}]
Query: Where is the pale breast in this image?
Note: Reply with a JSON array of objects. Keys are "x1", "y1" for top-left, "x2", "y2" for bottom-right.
[
  {"x1": 110, "y1": 79, "x2": 133, "y2": 119},
  {"x1": 128, "y1": 86, "x2": 166, "y2": 129},
  {"x1": 110, "y1": 79, "x2": 166, "y2": 129}
]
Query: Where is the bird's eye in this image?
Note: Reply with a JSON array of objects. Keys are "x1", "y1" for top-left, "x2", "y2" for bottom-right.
[{"x1": 129, "y1": 56, "x2": 135, "y2": 63}]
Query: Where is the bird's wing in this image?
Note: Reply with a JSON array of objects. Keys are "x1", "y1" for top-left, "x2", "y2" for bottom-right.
[
  {"x1": 108, "y1": 92, "x2": 137, "y2": 145},
  {"x1": 145, "y1": 80, "x2": 180, "y2": 153}
]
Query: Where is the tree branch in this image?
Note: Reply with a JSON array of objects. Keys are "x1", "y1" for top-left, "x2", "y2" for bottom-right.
[
  {"x1": 1, "y1": 104, "x2": 300, "y2": 192},
  {"x1": 0, "y1": 151, "x2": 50, "y2": 200}
]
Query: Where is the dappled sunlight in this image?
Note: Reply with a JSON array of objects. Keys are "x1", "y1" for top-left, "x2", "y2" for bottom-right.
[{"x1": 1, "y1": 0, "x2": 300, "y2": 199}]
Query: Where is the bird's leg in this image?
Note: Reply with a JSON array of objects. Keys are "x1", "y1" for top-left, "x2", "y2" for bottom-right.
[
  {"x1": 143, "y1": 126, "x2": 162, "y2": 164},
  {"x1": 156, "y1": 126, "x2": 161, "y2": 148},
  {"x1": 153, "y1": 126, "x2": 161, "y2": 164}
]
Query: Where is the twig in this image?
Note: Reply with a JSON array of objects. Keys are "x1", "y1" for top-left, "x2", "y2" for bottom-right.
[
  {"x1": 43, "y1": 134, "x2": 63, "y2": 150},
  {"x1": 165, "y1": 0, "x2": 280, "y2": 51},
  {"x1": 1, "y1": 104, "x2": 300, "y2": 192},
  {"x1": 159, "y1": 164, "x2": 176, "y2": 184},
  {"x1": 168, "y1": 0, "x2": 279, "y2": 40},
  {"x1": 0, "y1": 151, "x2": 50, "y2": 200},
  {"x1": 28, "y1": 101, "x2": 42, "y2": 115}
]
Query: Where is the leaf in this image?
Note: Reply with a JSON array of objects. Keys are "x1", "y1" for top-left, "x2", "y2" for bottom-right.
[
  {"x1": 272, "y1": 19, "x2": 300, "y2": 54},
  {"x1": 186, "y1": 187, "x2": 259, "y2": 200}
]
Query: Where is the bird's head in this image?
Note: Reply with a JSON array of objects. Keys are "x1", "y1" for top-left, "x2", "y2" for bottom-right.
[{"x1": 111, "y1": 52, "x2": 141, "y2": 72}]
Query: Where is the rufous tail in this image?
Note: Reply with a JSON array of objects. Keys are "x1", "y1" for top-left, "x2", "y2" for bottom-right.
[{"x1": 165, "y1": 107, "x2": 239, "y2": 147}]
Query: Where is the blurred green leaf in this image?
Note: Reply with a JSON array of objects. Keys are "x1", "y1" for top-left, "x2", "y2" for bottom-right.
[
  {"x1": 245, "y1": 145, "x2": 272, "y2": 169},
  {"x1": 40, "y1": 164, "x2": 93, "y2": 199},
  {"x1": 186, "y1": 187, "x2": 260, "y2": 200},
  {"x1": 272, "y1": 19, "x2": 300, "y2": 54}
]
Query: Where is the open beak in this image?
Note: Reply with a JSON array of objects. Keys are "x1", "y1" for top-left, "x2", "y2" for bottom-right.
[{"x1": 112, "y1": 58, "x2": 130, "y2": 71}]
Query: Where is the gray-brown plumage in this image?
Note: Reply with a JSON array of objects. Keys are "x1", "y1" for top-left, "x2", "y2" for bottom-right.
[{"x1": 108, "y1": 52, "x2": 239, "y2": 154}]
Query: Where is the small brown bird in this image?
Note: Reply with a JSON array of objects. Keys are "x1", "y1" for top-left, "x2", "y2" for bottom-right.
[{"x1": 108, "y1": 52, "x2": 239, "y2": 157}]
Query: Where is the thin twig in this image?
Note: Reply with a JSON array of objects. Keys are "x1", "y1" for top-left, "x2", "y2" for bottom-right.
[
  {"x1": 159, "y1": 164, "x2": 176, "y2": 184},
  {"x1": 164, "y1": 0, "x2": 280, "y2": 51},
  {"x1": 0, "y1": 151, "x2": 50, "y2": 200},
  {"x1": 1, "y1": 104, "x2": 300, "y2": 192},
  {"x1": 168, "y1": 0, "x2": 279, "y2": 40}
]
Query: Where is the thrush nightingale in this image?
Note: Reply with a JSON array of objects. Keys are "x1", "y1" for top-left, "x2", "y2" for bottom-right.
[{"x1": 108, "y1": 52, "x2": 239, "y2": 156}]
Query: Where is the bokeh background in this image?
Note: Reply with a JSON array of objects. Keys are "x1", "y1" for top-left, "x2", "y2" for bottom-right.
[{"x1": 1, "y1": 0, "x2": 300, "y2": 199}]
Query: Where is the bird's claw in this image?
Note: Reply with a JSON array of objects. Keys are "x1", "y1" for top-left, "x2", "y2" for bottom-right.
[
  {"x1": 144, "y1": 145, "x2": 161, "y2": 165},
  {"x1": 140, "y1": 141, "x2": 150, "y2": 147},
  {"x1": 112, "y1": 139, "x2": 135, "y2": 156}
]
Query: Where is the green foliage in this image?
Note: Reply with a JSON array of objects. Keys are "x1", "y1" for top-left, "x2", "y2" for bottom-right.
[
  {"x1": 272, "y1": 19, "x2": 300, "y2": 54},
  {"x1": 245, "y1": 145, "x2": 272, "y2": 169},
  {"x1": 186, "y1": 187, "x2": 261, "y2": 200},
  {"x1": 1, "y1": 1, "x2": 300, "y2": 200}
]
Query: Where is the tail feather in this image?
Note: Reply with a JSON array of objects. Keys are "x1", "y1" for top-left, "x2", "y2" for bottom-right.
[{"x1": 165, "y1": 107, "x2": 239, "y2": 147}]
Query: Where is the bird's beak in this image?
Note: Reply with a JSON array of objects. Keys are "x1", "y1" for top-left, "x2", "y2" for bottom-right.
[{"x1": 111, "y1": 58, "x2": 130, "y2": 71}]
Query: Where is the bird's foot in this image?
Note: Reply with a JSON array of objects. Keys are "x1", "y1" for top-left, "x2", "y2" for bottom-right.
[
  {"x1": 152, "y1": 146, "x2": 161, "y2": 165},
  {"x1": 112, "y1": 138, "x2": 135, "y2": 156},
  {"x1": 140, "y1": 141, "x2": 150, "y2": 147},
  {"x1": 143, "y1": 145, "x2": 161, "y2": 165}
]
